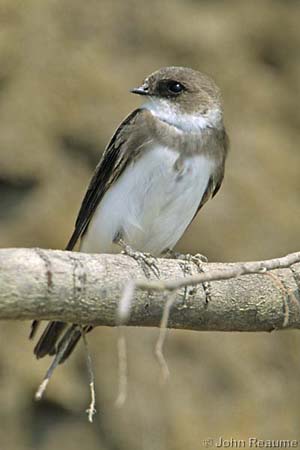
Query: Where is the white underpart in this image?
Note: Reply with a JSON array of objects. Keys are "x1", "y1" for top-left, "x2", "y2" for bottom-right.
[
  {"x1": 143, "y1": 97, "x2": 221, "y2": 131},
  {"x1": 81, "y1": 146, "x2": 215, "y2": 256}
]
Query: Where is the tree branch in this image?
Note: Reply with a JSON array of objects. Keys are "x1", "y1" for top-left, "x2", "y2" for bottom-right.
[{"x1": 1, "y1": 248, "x2": 300, "y2": 332}]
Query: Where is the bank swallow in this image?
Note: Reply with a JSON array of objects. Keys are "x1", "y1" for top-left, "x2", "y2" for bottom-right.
[{"x1": 30, "y1": 66, "x2": 229, "y2": 363}]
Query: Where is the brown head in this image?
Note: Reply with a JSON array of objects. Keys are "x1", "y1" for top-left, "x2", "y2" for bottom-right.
[{"x1": 131, "y1": 66, "x2": 223, "y2": 130}]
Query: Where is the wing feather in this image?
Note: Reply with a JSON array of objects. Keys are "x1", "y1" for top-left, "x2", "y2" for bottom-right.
[
  {"x1": 66, "y1": 108, "x2": 146, "y2": 250},
  {"x1": 31, "y1": 108, "x2": 152, "y2": 360},
  {"x1": 193, "y1": 128, "x2": 229, "y2": 218}
]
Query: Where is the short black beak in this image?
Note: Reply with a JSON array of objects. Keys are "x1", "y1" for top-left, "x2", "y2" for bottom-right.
[{"x1": 130, "y1": 85, "x2": 149, "y2": 96}]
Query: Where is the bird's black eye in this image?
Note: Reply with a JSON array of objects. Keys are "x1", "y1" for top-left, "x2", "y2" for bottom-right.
[
  {"x1": 156, "y1": 79, "x2": 186, "y2": 98},
  {"x1": 166, "y1": 80, "x2": 185, "y2": 94}
]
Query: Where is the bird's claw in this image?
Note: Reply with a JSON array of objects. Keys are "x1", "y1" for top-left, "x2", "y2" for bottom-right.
[
  {"x1": 166, "y1": 250, "x2": 211, "y2": 306},
  {"x1": 118, "y1": 239, "x2": 160, "y2": 278}
]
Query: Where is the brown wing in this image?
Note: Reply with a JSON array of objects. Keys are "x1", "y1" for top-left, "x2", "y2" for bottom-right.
[
  {"x1": 30, "y1": 108, "x2": 153, "y2": 361},
  {"x1": 66, "y1": 107, "x2": 147, "y2": 251},
  {"x1": 193, "y1": 127, "x2": 229, "y2": 219}
]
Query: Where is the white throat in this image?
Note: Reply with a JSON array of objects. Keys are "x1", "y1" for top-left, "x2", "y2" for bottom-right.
[{"x1": 143, "y1": 97, "x2": 221, "y2": 132}]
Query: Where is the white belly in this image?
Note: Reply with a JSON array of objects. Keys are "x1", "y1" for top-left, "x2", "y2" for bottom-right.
[{"x1": 81, "y1": 146, "x2": 214, "y2": 256}]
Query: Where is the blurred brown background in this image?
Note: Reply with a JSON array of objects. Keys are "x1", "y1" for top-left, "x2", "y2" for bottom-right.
[{"x1": 1, "y1": 1, "x2": 300, "y2": 449}]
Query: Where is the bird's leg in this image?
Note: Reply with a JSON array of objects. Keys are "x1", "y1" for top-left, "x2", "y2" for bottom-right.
[
  {"x1": 164, "y1": 249, "x2": 208, "y2": 264},
  {"x1": 189, "y1": 253, "x2": 211, "y2": 305},
  {"x1": 164, "y1": 250, "x2": 210, "y2": 306},
  {"x1": 114, "y1": 236, "x2": 160, "y2": 279}
]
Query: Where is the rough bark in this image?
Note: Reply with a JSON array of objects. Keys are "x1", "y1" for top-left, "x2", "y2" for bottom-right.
[{"x1": 0, "y1": 248, "x2": 300, "y2": 332}]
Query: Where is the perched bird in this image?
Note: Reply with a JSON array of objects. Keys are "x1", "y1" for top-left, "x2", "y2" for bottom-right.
[{"x1": 30, "y1": 66, "x2": 229, "y2": 364}]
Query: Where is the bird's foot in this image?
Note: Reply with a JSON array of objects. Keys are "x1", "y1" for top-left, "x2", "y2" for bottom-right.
[
  {"x1": 189, "y1": 254, "x2": 211, "y2": 305},
  {"x1": 165, "y1": 250, "x2": 211, "y2": 306},
  {"x1": 166, "y1": 250, "x2": 208, "y2": 264},
  {"x1": 116, "y1": 238, "x2": 160, "y2": 279}
]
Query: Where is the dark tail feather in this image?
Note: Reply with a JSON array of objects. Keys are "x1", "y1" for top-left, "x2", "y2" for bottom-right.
[
  {"x1": 29, "y1": 320, "x2": 41, "y2": 340},
  {"x1": 34, "y1": 321, "x2": 67, "y2": 359},
  {"x1": 57, "y1": 325, "x2": 82, "y2": 364},
  {"x1": 58, "y1": 325, "x2": 93, "y2": 364},
  {"x1": 32, "y1": 320, "x2": 94, "y2": 363}
]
